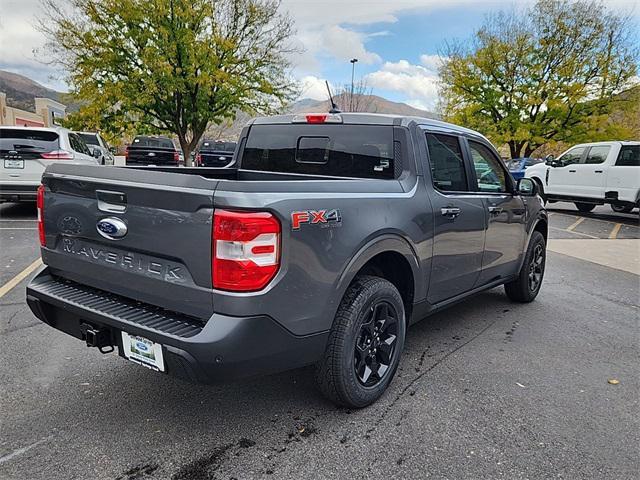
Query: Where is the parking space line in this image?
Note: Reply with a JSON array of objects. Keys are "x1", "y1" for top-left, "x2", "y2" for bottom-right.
[
  {"x1": 609, "y1": 223, "x2": 623, "y2": 239},
  {"x1": 549, "y1": 226, "x2": 598, "y2": 239},
  {"x1": 567, "y1": 217, "x2": 585, "y2": 231},
  {"x1": 0, "y1": 258, "x2": 42, "y2": 298}
]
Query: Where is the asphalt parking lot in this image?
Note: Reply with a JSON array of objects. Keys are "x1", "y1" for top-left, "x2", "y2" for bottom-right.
[{"x1": 1, "y1": 201, "x2": 638, "y2": 480}]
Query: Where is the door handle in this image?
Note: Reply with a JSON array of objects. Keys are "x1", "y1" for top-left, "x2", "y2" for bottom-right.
[
  {"x1": 569, "y1": 169, "x2": 576, "y2": 173},
  {"x1": 488, "y1": 206, "x2": 503, "y2": 215},
  {"x1": 441, "y1": 206, "x2": 461, "y2": 218},
  {"x1": 594, "y1": 170, "x2": 603, "y2": 173}
]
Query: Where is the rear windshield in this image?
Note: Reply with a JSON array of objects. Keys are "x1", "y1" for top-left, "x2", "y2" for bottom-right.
[
  {"x1": 78, "y1": 133, "x2": 99, "y2": 146},
  {"x1": 616, "y1": 146, "x2": 639, "y2": 166},
  {"x1": 132, "y1": 136, "x2": 175, "y2": 149},
  {"x1": 0, "y1": 129, "x2": 59, "y2": 152},
  {"x1": 240, "y1": 125, "x2": 395, "y2": 179},
  {"x1": 201, "y1": 141, "x2": 236, "y2": 152}
]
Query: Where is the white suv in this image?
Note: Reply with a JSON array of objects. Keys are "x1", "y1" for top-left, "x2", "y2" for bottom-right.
[
  {"x1": 525, "y1": 141, "x2": 640, "y2": 213},
  {"x1": 0, "y1": 126, "x2": 100, "y2": 202}
]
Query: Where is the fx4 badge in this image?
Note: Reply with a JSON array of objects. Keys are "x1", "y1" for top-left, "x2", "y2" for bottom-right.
[{"x1": 291, "y1": 209, "x2": 342, "y2": 230}]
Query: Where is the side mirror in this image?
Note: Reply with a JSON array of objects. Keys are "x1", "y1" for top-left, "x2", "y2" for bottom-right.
[
  {"x1": 545, "y1": 154, "x2": 557, "y2": 166},
  {"x1": 517, "y1": 178, "x2": 537, "y2": 197},
  {"x1": 109, "y1": 147, "x2": 116, "y2": 154},
  {"x1": 91, "y1": 148, "x2": 102, "y2": 158}
]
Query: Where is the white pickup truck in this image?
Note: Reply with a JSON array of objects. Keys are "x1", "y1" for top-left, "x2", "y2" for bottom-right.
[{"x1": 525, "y1": 141, "x2": 639, "y2": 213}]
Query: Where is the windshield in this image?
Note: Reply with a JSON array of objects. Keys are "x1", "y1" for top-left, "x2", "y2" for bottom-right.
[
  {"x1": 132, "y1": 137, "x2": 175, "y2": 149},
  {"x1": 0, "y1": 129, "x2": 60, "y2": 152},
  {"x1": 78, "y1": 133, "x2": 99, "y2": 146},
  {"x1": 240, "y1": 124, "x2": 395, "y2": 179},
  {"x1": 201, "y1": 141, "x2": 236, "y2": 152}
]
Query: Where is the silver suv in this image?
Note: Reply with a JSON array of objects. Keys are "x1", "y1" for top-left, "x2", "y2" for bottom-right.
[{"x1": 0, "y1": 126, "x2": 100, "y2": 202}]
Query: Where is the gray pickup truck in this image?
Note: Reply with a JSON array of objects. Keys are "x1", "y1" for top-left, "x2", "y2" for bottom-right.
[{"x1": 26, "y1": 113, "x2": 547, "y2": 407}]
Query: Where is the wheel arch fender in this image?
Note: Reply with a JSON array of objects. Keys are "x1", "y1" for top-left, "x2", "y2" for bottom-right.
[{"x1": 332, "y1": 233, "x2": 423, "y2": 318}]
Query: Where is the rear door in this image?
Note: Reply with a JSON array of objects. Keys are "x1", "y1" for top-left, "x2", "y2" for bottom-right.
[
  {"x1": 424, "y1": 131, "x2": 486, "y2": 304},
  {"x1": 607, "y1": 144, "x2": 640, "y2": 203},
  {"x1": 0, "y1": 128, "x2": 60, "y2": 184},
  {"x1": 572, "y1": 144, "x2": 611, "y2": 199},
  {"x1": 465, "y1": 139, "x2": 527, "y2": 284}
]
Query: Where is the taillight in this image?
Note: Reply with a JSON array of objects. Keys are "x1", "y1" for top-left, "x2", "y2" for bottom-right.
[
  {"x1": 124, "y1": 146, "x2": 129, "y2": 160},
  {"x1": 213, "y1": 210, "x2": 280, "y2": 291},
  {"x1": 41, "y1": 150, "x2": 73, "y2": 160},
  {"x1": 37, "y1": 184, "x2": 45, "y2": 247},
  {"x1": 173, "y1": 151, "x2": 180, "y2": 164},
  {"x1": 196, "y1": 153, "x2": 202, "y2": 166}
]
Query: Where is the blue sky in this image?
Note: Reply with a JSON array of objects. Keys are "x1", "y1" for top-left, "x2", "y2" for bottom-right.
[{"x1": 1, "y1": 0, "x2": 638, "y2": 112}]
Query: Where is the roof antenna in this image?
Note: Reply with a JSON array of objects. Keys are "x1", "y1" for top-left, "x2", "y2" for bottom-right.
[{"x1": 325, "y1": 80, "x2": 341, "y2": 114}]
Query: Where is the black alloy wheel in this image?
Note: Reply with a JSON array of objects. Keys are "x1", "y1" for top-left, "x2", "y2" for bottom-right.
[{"x1": 354, "y1": 301, "x2": 398, "y2": 387}]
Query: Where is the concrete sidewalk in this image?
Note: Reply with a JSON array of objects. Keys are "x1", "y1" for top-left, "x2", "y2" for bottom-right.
[{"x1": 547, "y1": 238, "x2": 640, "y2": 275}]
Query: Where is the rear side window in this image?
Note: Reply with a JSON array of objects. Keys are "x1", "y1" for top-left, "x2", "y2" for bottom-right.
[
  {"x1": 69, "y1": 133, "x2": 91, "y2": 155},
  {"x1": 133, "y1": 137, "x2": 175, "y2": 149},
  {"x1": 0, "y1": 129, "x2": 59, "y2": 153},
  {"x1": 201, "y1": 141, "x2": 236, "y2": 152},
  {"x1": 585, "y1": 146, "x2": 610, "y2": 164},
  {"x1": 78, "y1": 133, "x2": 99, "y2": 146},
  {"x1": 616, "y1": 146, "x2": 640, "y2": 166},
  {"x1": 240, "y1": 125, "x2": 395, "y2": 179},
  {"x1": 426, "y1": 133, "x2": 468, "y2": 192}
]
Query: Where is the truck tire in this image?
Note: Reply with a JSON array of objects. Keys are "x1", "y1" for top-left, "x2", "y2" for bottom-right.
[
  {"x1": 504, "y1": 231, "x2": 546, "y2": 303},
  {"x1": 315, "y1": 275, "x2": 406, "y2": 408},
  {"x1": 575, "y1": 202, "x2": 595, "y2": 212},
  {"x1": 611, "y1": 204, "x2": 634, "y2": 214}
]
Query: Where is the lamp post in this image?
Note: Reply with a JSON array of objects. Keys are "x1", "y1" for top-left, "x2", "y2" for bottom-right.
[{"x1": 350, "y1": 58, "x2": 358, "y2": 112}]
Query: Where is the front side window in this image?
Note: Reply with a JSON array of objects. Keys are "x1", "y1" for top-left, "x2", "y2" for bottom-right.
[
  {"x1": 468, "y1": 141, "x2": 507, "y2": 192},
  {"x1": 425, "y1": 133, "x2": 468, "y2": 192},
  {"x1": 558, "y1": 147, "x2": 585, "y2": 166},
  {"x1": 585, "y1": 146, "x2": 610, "y2": 164},
  {"x1": 615, "y1": 145, "x2": 639, "y2": 166}
]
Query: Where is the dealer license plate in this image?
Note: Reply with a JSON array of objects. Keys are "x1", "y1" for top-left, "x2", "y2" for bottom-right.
[{"x1": 121, "y1": 332, "x2": 165, "y2": 372}]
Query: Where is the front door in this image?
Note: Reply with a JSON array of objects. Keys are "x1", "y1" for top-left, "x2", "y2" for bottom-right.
[
  {"x1": 546, "y1": 146, "x2": 587, "y2": 195},
  {"x1": 424, "y1": 132, "x2": 486, "y2": 304},
  {"x1": 465, "y1": 139, "x2": 527, "y2": 284}
]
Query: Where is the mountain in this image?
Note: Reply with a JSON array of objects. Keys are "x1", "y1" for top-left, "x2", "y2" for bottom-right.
[
  {"x1": 206, "y1": 95, "x2": 440, "y2": 140},
  {"x1": 289, "y1": 93, "x2": 439, "y2": 119},
  {"x1": 0, "y1": 70, "x2": 70, "y2": 111}
]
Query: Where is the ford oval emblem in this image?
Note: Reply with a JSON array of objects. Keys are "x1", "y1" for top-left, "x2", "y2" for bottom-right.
[
  {"x1": 135, "y1": 341, "x2": 149, "y2": 352},
  {"x1": 96, "y1": 217, "x2": 128, "y2": 239}
]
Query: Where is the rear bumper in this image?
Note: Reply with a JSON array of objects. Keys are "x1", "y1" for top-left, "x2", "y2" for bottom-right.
[
  {"x1": 26, "y1": 268, "x2": 328, "y2": 383},
  {"x1": 0, "y1": 183, "x2": 38, "y2": 202}
]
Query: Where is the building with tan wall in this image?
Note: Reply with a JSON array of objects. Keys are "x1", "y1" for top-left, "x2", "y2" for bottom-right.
[{"x1": 0, "y1": 92, "x2": 67, "y2": 127}]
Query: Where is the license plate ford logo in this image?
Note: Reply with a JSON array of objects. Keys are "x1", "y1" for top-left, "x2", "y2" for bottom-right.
[{"x1": 96, "y1": 217, "x2": 128, "y2": 239}]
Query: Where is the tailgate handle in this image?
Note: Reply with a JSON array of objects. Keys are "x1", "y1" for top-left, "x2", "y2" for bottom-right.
[{"x1": 96, "y1": 190, "x2": 127, "y2": 213}]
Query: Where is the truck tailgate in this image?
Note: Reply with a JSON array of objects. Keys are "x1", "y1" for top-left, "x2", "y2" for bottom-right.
[{"x1": 40, "y1": 164, "x2": 217, "y2": 319}]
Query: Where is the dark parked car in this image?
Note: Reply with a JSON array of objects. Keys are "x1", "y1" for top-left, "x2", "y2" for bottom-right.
[
  {"x1": 507, "y1": 157, "x2": 543, "y2": 179},
  {"x1": 27, "y1": 113, "x2": 547, "y2": 408},
  {"x1": 125, "y1": 135, "x2": 183, "y2": 166},
  {"x1": 195, "y1": 140, "x2": 236, "y2": 167}
]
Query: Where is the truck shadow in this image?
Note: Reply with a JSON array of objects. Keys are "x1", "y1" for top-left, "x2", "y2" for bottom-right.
[{"x1": 34, "y1": 287, "x2": 522, "y2": 478}]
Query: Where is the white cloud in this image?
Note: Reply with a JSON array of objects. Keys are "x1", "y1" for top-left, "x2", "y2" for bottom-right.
[
  {"x1": 298, "y1": 75, "x2": 335, "y2": 101},
  {"x1": 365, "y1": 59, "x2": 441, "y2": 110},
  {"x1": 321, "y1": 25, "x2": 381, "y2": 65}
]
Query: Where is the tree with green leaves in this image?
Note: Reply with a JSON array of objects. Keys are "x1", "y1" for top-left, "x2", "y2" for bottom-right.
[
  {"x1": 439, "y1": 0, "x2": 639, "y2": 158},
  {"x1": 41, "y1": 0, "x2": 297, "y2": 164}
]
